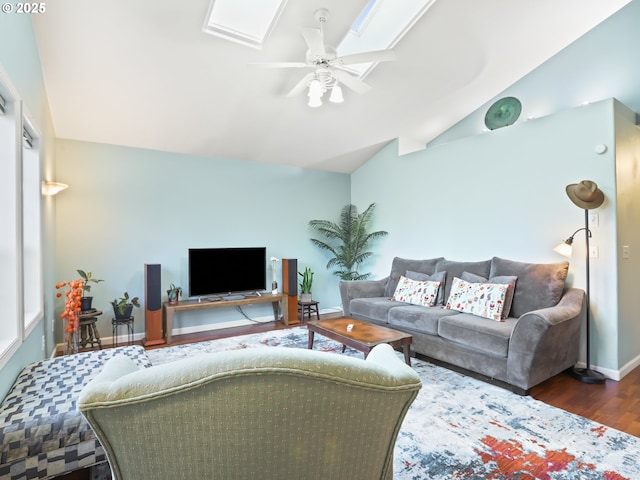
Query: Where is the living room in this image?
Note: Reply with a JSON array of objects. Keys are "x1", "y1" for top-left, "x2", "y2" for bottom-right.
[{"x1": 2, "y1": 0, "x2": 640, "y2": 422}]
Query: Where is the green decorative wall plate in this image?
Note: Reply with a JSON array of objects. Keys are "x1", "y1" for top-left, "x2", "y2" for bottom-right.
[{"x1": 484, "y1": 97, "x2": 522, "y2": 130}]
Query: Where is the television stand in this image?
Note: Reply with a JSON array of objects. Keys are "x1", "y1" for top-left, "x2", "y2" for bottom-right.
[{"x1": 162, "y1": 292, "x2": 290, "y2": 344}]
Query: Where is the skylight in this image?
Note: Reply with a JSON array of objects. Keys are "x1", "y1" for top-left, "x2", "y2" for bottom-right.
[
  {"x1": 203, "y1": 0, "x2": 288, "y2": 50},
  {"x1": 337, "y1": 0, "x2": 436, "y2": 78}
]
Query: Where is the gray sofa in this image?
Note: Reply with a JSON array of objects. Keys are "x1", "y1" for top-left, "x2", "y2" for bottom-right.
[{"x1": 339, "y1": 256, "x2": 586, "y2": 394}]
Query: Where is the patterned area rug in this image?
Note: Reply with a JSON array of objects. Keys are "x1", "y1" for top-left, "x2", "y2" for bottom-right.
[{"x1": 146, "y1": 327, "x2": 640, "y2": 480}]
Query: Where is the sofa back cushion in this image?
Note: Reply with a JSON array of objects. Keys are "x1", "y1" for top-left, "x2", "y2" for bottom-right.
[
  {"x1": 489, "y1": 257, "x2": 569, "y2": 317},
  {"x1": 435, "y1": 259, "x2": 492, "y2": 302},
  {"x1": 385, "y1": 257, "x2": 443, "y2": 297}
]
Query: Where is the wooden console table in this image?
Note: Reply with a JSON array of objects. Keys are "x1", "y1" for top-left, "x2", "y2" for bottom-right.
[{"x1": 162, "y1": 293, "x2": 289, "y2": 344}]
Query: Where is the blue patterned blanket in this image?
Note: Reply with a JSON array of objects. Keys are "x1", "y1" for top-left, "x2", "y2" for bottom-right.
[{"x1": 0, "y1": 346, "x2": 151, "y2": 479}]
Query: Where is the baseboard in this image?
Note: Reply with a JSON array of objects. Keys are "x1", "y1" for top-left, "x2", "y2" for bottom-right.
[{"x1": 572, "y1": 361, "x2": 623, "y2": 381}]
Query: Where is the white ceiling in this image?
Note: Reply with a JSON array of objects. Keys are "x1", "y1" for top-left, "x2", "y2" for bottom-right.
[{"x1": 32, "y1": 0, "x2": 629, "y2": 173}]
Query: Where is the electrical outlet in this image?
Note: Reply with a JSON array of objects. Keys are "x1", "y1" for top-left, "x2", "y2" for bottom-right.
[
  {"x1": 623, "y1": 245, "x2": 630, "y2": 259},
  {"x1": 589, "y1": 246, "x2": 599, "y2": 258},
  {"x1": 41, "y1": 335, "x2": 46, "y2": 352},
  {"x1": 589, "y1": 212, "x2": 599, "y2": 227}
]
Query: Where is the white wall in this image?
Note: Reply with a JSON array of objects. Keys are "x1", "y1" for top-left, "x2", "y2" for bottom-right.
[
  {"x1": 55, "y1": 140, "x2": 350, "y2": 340},
  {"x1": 352, "y1": 99, "x2": 628, "y2": 374},
  {"x1": 614, "y1": 100, "x2": 640, "y2": 373}
]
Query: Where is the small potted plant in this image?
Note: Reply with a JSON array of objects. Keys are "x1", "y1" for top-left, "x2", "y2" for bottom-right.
[
  {"x1": 167, "y1": 283, "x2": 182, "y2": 305},
  {"x1": 298, "y1": 267, "x2": 314, "y2": 302},
  {"x1": 111, "y1": 292, "x2": 140, "y2": 320},
  {"x1": 77, "y1": 269, "x2": 103, "y2": 312}
]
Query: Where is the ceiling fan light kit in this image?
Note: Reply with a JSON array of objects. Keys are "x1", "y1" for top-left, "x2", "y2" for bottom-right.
[{"x1": 253, "y1": 8, "x2": 396, "y2": 108}]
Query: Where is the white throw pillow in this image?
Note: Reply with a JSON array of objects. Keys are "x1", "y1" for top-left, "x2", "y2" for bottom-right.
[
  {"x1": 392, "y1": 275, "x2": 441, "y2": 307},
  {"x1": 445, "y1": 277, "x2": 508, "y2": 321}
]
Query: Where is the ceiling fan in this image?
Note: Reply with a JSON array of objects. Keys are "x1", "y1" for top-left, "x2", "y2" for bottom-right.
[{"x1": 254, "y1": 8, "x2": 396, "y2": 106}]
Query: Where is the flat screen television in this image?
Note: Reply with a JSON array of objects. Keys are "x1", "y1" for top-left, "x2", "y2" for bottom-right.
[{"x1": 188, "y1": 247, "x2": 267, "y2": 297}]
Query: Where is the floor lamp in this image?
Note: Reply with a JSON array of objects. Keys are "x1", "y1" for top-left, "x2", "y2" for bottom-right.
[{"x1": 554, "y1": 180, "x2": 605, "y2": 384}]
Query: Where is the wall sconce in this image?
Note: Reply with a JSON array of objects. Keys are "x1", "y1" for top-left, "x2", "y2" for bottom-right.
[{"x1": 42, "y1": 181, "x2": 69, "y2": 196}]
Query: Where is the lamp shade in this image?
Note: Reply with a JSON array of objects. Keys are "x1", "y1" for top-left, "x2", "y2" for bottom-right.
[
  {"x1": 329, "y1": 84, "x2": 344, "y2": 103},
  {"x1": 42, "y1": 181, "x2": 69, "y2": 196},
  {"x1": 553, "y1": 241, "x2": 573, "y2": 258}
]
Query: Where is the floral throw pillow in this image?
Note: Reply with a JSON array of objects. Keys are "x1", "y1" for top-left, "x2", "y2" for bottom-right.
[
  {"x1": 445, "y1": 277, "x2": 509, "y2": 321},
  {"x1": 392, "y1": 275, "x2": 441, "y2": 307}
]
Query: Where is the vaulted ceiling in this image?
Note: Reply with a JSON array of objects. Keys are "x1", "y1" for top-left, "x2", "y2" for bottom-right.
[{"x1": 32, "y1": 0, "x2": 629, "y2": 173}]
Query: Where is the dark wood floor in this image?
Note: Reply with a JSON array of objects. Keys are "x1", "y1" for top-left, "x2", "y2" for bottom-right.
[{"x1": 147, "y1": 321, "x2": 640, "y2": 439}]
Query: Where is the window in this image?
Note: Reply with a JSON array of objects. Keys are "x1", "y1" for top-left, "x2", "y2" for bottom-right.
[
  {"x1": 337, "y1": 0, "x2": 436, "y2": 78},
  {"x1": 22, "y1": 120, "x2": 43, "y2": 335},
  {"x1": 203, "y1": 0, "x2": 288, "y2": 49},
  {"x1": 0, "y1": 78, "x2": 21, "y2": 365},
  {"x1": 0, "y1": 68, "x2": 44, "y2": 367}
]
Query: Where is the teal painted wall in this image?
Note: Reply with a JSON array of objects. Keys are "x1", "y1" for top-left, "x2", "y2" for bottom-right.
[
  {"x1": 351, "y1": 99, "x2": 630, "y2": 373},
  {"x1": 54, "y1": 140, "x2": 350, "y2": 340}
]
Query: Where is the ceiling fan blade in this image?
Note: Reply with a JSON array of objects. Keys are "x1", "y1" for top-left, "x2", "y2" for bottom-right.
[
  {"x1": 249, "y1": 62, "x2": 310, "y2": 69},
  {"x1": 333, "y1": 70, "x2": 372, "y2": 95},
  {"x1": 301, "y1": 27, "x2": 325, "y2": 56},
  {"x1": 334, "y1": 49, "x2": 396, "y2": 66},
  {"x1": 286, "y1": 72, "x2": 315, "y2": 97}
]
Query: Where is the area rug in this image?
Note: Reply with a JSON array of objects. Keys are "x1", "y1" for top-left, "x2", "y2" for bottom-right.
[{"x1": 146, "y1": 328, "x2": 640, "y2": 480}]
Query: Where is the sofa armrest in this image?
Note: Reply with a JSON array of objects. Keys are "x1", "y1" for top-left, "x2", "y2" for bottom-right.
[
  {"x1": 339, "y1": 277, "x2": 389, "y2": 317},
  {"x1": 507, "y1": 287, "x2": 585, "y2": 391}
]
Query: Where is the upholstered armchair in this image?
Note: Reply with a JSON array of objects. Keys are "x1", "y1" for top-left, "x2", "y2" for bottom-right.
[{"x1": 78, "y1": 344, "x2": 421, "y2": 480}]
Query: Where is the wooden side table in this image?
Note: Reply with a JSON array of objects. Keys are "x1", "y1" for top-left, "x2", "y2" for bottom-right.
[
  {"x1": 78, "y1": 310, "x2": 103, "y2": 350},
  {"x1": 298, "y1": 300, "x2": 320, "y2": 323}
]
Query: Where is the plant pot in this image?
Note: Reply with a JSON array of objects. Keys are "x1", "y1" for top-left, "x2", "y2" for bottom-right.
[
  {"x1": 80, "y1": 296, "x2": 93, "y2": 312},
  {"x1": 167, "y1": 290, "x2": 179, "y2": 305},
  {"x1": 300, "y1": 293, "x2": 312, "y2": 303},
  {"x1": 113, "y1": 304, "x2": 134, "y2": 320}
]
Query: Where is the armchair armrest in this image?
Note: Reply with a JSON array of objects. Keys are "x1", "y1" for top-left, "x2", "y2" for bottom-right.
[
  {"x1": 339, "y1": 277, "x2": 389, "y2": 317},
  {"x1": 507, "y1": 288, "x2": 586, "y2": 391}
]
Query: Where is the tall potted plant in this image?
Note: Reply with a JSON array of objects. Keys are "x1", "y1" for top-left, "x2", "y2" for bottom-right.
[
  {"x1": 298, "y1": 267, "x2": 314, "y2": 302},
  {"x1": 77, "y1": 269, "x2": 103, "y2": 312},
  {"x1": 309, "y1": 203, "x2": 388, "y2": 280}
]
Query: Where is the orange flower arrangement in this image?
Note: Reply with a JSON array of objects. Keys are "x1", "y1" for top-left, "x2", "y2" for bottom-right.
[{"x1": 55, "y1": 279, "x2": 85, "y2": 351}]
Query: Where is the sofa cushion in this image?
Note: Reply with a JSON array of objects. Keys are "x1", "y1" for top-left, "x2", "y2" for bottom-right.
[
  {"x1": 349, "y1": 297, "x2": 399, "y2": 323},
  {"x1": 461, "y1": 271, "x2": 518, "y2": 319},
  {"x1": 438, "y1": 313, "x2": 517, "y2": 357},
  {"x1": 489, "y1": 257, "x2": 569, "y2": 317},
  {"x1": 435, "y1": 259, "x2": 492, "y2": 301},
  {"x1": 388, "y1": 305, "x2": 458, "y2": 335},
  {"x1": 384, "y1": 257, "x2": 444, "y2": 297},
  {"x1": 406, "y1": 270, "x2": 447, "y2": 305},
  {"x1": 445, "y1": 277, "x2": 509, "y2": 321},
  {"x1": 392, "y1": 276, "x2": 440, "y2": 307}
]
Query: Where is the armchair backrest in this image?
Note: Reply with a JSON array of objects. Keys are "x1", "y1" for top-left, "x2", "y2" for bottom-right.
[{"x1": 78, "y1": 344, "x2": 421, "y2": 480}]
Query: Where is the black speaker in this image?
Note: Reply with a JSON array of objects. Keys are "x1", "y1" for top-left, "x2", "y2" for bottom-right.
[
  {"x1": 145, "y1": 264, "x2": 162, "y2": 311},
  {"x1": 143, "y1": 263, "x2": 165, "y2": 346},
  {"x1": 282, "y1": 258, "x2": 297, "y2": 296}
]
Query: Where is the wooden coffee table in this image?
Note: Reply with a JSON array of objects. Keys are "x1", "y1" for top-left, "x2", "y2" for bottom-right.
[{"x1": 307, "y1": 317, "x2": 413, "y2": 365}]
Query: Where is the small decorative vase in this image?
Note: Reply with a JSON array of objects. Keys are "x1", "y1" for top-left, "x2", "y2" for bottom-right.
[
  {"x1": 64, "y1": 329, "x2": 79, "y2": 355},
  {"x1": 167, "y1": 290, "x2": 179, "y2": 305}
]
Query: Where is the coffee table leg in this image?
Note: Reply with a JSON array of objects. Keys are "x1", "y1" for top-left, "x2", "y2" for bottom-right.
[
  {"x1": 308, "y1": 331, "x2": 315, "y2": 350},
  {"x1": 403, "y1": 345, "x2": 411, "y2": 366}
]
